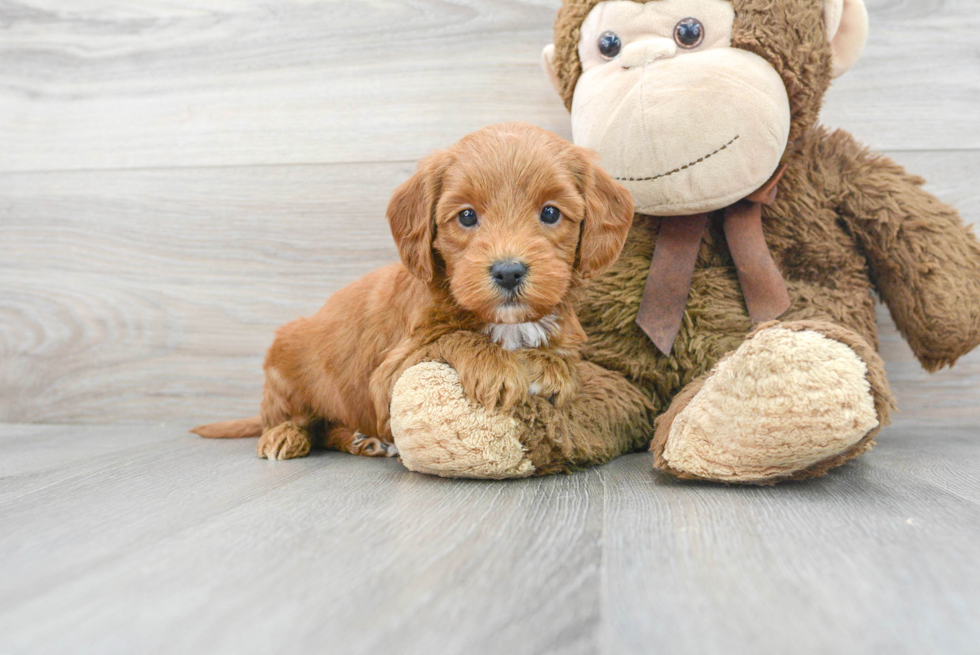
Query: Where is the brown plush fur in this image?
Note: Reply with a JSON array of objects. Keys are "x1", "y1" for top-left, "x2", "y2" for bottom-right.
[
  {"x1": 460, "y1": 0, "x2": 980, "y2": 480},
  {"x1": 192, "y1": 123, "x2": 634, "y2": 459}
]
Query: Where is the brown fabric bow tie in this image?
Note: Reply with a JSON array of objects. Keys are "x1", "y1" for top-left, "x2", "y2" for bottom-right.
[{"x1": 635, "y1": 165, "x2": 791, "y2": 355}]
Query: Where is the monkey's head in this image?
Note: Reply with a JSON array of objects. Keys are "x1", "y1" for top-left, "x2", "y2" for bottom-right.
[{"x1": 542, "y1": 0, "x2": 868, "y2": 216}]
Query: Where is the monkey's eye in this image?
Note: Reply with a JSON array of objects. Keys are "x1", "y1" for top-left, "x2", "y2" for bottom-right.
[
  {"x1": 674, "y1": 18, "x2": 704, "y2": 49},
  {"x1": 598, "y1": 31, "x2": 622, "y2": 60},
  {"x1": 457, "y1": 208, "x2": 478, "y2": 228},
  {"x1": 540, "y1": 206, "x2": 561, "y2": 225}
]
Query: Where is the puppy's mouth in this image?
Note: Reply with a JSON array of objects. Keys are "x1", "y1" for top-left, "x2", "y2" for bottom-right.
[{"x1": 492, "y1": 299, "x2": 531, "y2": 325}]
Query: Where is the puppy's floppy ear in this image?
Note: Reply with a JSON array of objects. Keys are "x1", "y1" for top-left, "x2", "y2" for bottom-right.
[
  {"x1": 574, "y1": 149, "x2": 634, "y2": 279},
  {"x1": 386, "y1": 151, "x2": 453, "y2": 283}
]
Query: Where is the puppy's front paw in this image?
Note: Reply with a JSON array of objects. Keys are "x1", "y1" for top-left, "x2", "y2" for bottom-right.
[
  {"x1": 257, "y1": 421, "x2": 311, "y2": 460},
  {"x1": 522, "y1": 351, "x2": 579, "y2": 408},
  {"x1": 456, "y1": 356, "x2": 529, "y2": 412}
]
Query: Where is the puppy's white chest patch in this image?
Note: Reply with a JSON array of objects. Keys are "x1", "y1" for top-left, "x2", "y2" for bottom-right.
[{"x1": 485, "y1": 315, "x2": 559, "y2": 351}]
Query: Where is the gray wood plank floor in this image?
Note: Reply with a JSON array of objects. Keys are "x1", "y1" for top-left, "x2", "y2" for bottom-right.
[{"x1": 1, "y1": 420, "x2": 978, "y2": 655}]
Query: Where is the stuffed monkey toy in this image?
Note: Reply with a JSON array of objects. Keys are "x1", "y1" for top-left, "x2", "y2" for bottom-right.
[{"x1": 388, "y1": 0, "x2": 980, "y2": 483}]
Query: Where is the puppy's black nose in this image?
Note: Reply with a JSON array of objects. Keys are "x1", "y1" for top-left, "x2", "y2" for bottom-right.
[{"x1": 490, "y1": 260, "x2": 528, "y2": 292}]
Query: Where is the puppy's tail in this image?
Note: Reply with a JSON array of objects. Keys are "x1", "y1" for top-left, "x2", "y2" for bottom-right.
[{"x1": 191, "y1": 416, "x2": 263, "y2": 439}]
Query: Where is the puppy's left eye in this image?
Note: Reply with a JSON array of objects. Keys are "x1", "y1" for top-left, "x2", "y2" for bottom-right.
[
  {"x1": 457, "y1": 208, "x2": 478, "y2": 228},
  {"x1": 540, "y1": 206, "x2": 561, "y2": 225}
]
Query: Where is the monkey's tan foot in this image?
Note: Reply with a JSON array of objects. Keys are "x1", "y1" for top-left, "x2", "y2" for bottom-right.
[
  {"x1": 652, "y1": 321, "x2": 894, "y2": 484},
  {"x1": 257, "y1": 421, "x2": 312, "y2": 461},
  {"x1": 389, "y1": 362, "x2": 535, "y2": 479}
]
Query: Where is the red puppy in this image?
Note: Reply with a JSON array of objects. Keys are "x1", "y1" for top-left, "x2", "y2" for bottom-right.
[{"x1": 192, "y1": 123, "x2": 633, "y2": 460}]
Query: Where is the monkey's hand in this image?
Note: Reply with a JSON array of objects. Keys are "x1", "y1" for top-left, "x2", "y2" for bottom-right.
[{"x1": 835, "y1": 130, "x2": 980, "y2": 370}]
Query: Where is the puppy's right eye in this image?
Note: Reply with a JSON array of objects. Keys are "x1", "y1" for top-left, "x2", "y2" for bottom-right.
[
  {"x1": 457, "y1": 208, "x2": 478, "y2": 228},
  {"x1": 540, "y1": 205, "x2": 562, "y2": 225},
  {"x1": 598, "y1": 31, "x2": 622, "y2": 60}
]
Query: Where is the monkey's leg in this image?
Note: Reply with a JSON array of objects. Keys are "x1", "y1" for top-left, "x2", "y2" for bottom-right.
[
  {"x1": 389, "y1": 360, "x2": 654, "y2": 479},
  {"x1": 651, "y1": 320, "x2": 894, "y2": 485}
]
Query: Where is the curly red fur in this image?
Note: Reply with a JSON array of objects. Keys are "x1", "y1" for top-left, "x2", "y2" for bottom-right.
[{"x1": 191, "y1": 123, "x2": 634, "y2": 459}]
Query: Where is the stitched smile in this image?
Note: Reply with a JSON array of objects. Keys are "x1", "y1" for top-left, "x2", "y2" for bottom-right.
[{"x1": 614, "y1": 135, "x2": 739, "y2": 182}]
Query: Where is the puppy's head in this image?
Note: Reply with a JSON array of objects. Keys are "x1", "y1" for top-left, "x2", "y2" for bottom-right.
[{"x1": 387, "y1": 123, "x2": 633, "y2": 324}]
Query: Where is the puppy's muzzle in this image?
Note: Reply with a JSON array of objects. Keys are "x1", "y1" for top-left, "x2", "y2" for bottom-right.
[{"x1": 490, "y1": 260, "x2": 527, "y2": 293}]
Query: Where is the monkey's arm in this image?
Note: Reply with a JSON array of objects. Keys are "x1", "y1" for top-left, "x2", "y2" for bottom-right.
[{"x1": 833, "y1": 132, "x2": 980, "y2": 371}]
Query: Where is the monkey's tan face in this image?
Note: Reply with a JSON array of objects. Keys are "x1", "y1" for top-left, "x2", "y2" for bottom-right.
[{"x1": 570, "y1": 0, "x2": 791, "y2": 216}]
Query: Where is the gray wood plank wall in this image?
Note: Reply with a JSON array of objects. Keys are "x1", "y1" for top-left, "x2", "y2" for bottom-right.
[{"x1": 2, "y1": 0, "x2": 978, "y2": 424}]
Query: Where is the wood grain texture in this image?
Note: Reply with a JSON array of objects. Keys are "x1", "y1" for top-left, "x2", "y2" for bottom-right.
[
  {"x1": 1, "y1": 0, "x2": 978, "y2": 174},
  {"x1": 0, "y1": 162, "x2": 406, "y2": 422},
  {"x1": 0, "y1": 423, "x2": 603, "y2": 655},
  {"x1": 0, "y1": 0, "x2": 569, "y2": 172},
  {"x1": 601, "y1": 420, "x2": 980, "y2": 655},
  {"x1": 0, "y1": 422, "x2": 977, "y2": 654},
  {"x1": 819, "y1": 0, "x2": 980, "y2": 151}
]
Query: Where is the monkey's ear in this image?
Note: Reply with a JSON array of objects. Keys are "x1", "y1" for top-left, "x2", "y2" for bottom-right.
[
  {"x1": 576, "y1": 154, "x2": 634, "y2": 279},
  {"x1": 541, "y1": 44, "x2": 563, "y2": 97},
  {"x1": 386, "y1": 152, "x2": 451, "y2": 283},
  {"x1": 823, "y1": 0, "x2": 869, "y2": 78}
]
